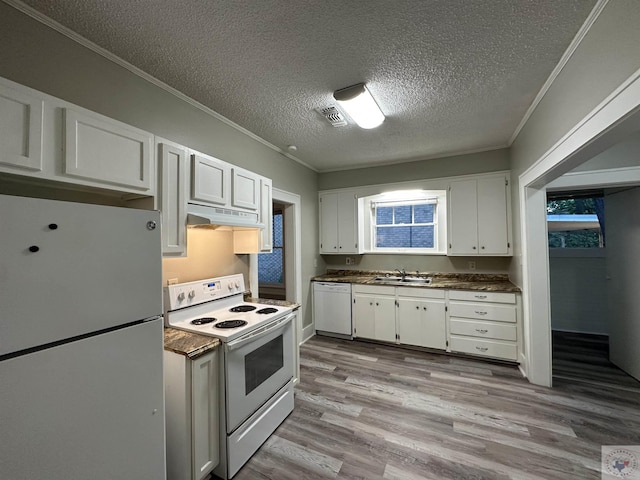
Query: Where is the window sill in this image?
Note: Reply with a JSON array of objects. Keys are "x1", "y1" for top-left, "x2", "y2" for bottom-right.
[{"x1": 548, "y1": 248, "x2": 606, "y2": 258}]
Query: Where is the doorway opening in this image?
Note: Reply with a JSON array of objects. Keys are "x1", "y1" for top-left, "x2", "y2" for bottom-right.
[{"x1": 258, "y1": 203, "x2": 286, "y2": 300}]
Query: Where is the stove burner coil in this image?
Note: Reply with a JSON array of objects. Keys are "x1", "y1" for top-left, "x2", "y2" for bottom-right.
[
  {"x1": 230, "y1": 305, "x2": 257, "y2": 313},
  {"x1": 214, "y1": 319, "x2": 248, "y2": 329},
  {"x1": 190, "y1": 317, "x2": 216, "y2": 325},
  {"x1": 256, "y1": 307, "x2": 278, "y2": 314}
]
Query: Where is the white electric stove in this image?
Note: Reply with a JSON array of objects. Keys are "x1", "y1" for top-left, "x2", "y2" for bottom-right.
[
  {"x1": 164, "y1": 274, "x2": 295, "y2": 479},
  {"x1": 164, "y1": 274, "x2": 290, "y2": 342}
]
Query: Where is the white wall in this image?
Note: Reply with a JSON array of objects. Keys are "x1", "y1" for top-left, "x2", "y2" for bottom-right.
[
  {"x1": 606, "y1": 186, "x2": 640, "y2": 381},
  {"x1": 510, "y1": 1, "x2": 640, "y2": 287},
  {"x1": 549, "y1": 253, "x2": 608, "y2": 334}
]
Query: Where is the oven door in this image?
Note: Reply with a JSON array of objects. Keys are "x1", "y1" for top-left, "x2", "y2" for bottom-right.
[{"x1": 224, "y1": 312, "x2": 294, "y2": 433}]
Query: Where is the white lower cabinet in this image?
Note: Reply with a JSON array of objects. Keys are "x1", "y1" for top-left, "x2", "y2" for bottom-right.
[
  {"x1": 164, "y1": 348, "x2": 220, "y2": 480},
  {"x1": 353, "y1": 286, "x2": 396, "y2": 342},
  {"x1": 352, "y1": 285, "x2": 447, "y2": 350},
  {"x1": 397, "y1": 288, "x2": 446, "y2": 350},
  {"x1": 351, "y1": 283, "x2": 521, "y2": 362},
  {"x1": 447, "y1": 290, "x2": 520, "y2": 361}
]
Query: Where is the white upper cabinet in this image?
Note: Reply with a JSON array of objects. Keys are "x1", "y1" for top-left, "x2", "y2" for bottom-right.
[
  {"x1": 0, "y1": 83, "x2": 43, "y2": 174},
  {"x1": 231, "y1": 167, "x2": 260, "y2": 211},
  {"x1": 259, "y1": 176, "x2": 273, "y2": 252},
  {"x1": 190, "y1": 151, "x2": 230, "y2": 206},
  {"x1": 63, "y1": 108, "x2": 154, "y2": 193},
  {"x1": 447, "y1": 173, "x2": 511, "y2": 256},
  {"x1": 158, "y1": 139, "x2": 188, "y2": 257},
  {"x1": 319, "y1": 191, "x2": 358, "y2": 254}
]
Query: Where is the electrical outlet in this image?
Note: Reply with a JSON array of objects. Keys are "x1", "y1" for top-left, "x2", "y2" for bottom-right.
[
  {"x1": 167, "y1": 278, "x2": 179, "y2": 285},
  {"x1": 346, "y1": 257, "x2": 353, "y2": 265},
  {"x1": 468, "y1": 261, "x2": 476, "y2": 271}
]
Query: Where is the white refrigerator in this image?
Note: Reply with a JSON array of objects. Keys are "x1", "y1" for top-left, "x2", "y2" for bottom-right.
[{"x1": 0, "y1": 194, "x2": 166, "y2": 480}]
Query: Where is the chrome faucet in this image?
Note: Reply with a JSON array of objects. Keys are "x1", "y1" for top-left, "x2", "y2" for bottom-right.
[{"x1": 395, "y1": 268, "x2": 406, "y2": 280}]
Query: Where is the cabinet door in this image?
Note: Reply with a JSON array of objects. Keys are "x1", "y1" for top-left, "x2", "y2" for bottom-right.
[
  {"x1": 374, "y1": 296, "x2": 397, "y2": 343},
  {"x1": 232, "y1": 167, "x2": 259, "y2": 210},
  {"x1": 337, "y1": 191, "x2": 358, "y2": 253},
  {"x1": 158, "y1": 140, "x2": 187, "y2": 256},
  {"x1": 448, "y1": 179, "x2": 478, "y2": 255},
  {"x1": 477, "y1": 175, "x2": 509, "y2": 255},
  {"x1": 353, "y1": 294, "x2": 375, "y2": 339},
  {"x1": 259, "y1": 177, "x2": 273, "y2": 252},
  {"x1": 397, "y1": 298, "x2": 423, "y2": 346},
  {"x1": 192, "y1": 350, "x2": 220, "y2": 480},
  {"x1": 398, "y1": 298, "x2": 445, "y2": 349},
  {"x1": 64, "y1": 108, "x2": 153, "y2": 193},
  {"x1": 191, "y1": 152, "x2": 230, "y2": 206},
  {"x1": 319, "y1": 192, "x2": 338, "y2": 253},
  {"x1": 421, "y1": 299, "x2": 446, "y2": 350},
  {"x1": 0, "y1": 83, "x2": 43, "y2": 173}
]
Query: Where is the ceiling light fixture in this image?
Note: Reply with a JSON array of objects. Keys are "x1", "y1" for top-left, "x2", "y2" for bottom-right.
[{"x1": 333, "y1": 83, "x2": 384, "y2": 129}]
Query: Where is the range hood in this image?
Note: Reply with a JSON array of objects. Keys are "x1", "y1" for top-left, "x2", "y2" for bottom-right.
[{"x1": 187, "y1": 203, "x2": 265, "y2": 229}]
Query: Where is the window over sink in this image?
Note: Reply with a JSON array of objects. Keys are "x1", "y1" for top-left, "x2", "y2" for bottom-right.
[{"x1": 361, "y1": 190, "x2": 447, "y2": 254}]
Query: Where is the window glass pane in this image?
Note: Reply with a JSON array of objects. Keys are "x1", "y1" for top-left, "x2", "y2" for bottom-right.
[
  {"x1": 273, "y1": 213, "x2": 283, "y2": 247},
  {"x1": 376, "y1": 206, "x2": 393, "y2": 225},
  {"x1": 394, "y1": 205, "x2": 412, "y2": 224},
  {"x1": 414, "y1": 204, "x2": 434, "y2": 223},
  {"x1": 411, "y1": 226, "x2": 434, "y2": 248},
  {"x1": 376, "y1": 226, "x2": 411, "y2": 247},
  {"x1": 258, "y1": 248, "x2": 283, "y2": 283}
]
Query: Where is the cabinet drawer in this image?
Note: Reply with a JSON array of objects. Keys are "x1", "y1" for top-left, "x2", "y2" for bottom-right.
[
  {"x1": 448, "y1": 290, "x2": 516, "y2": 304},
  {"x1": 353, "y1": 284, "x2": 395, "y2": 295},
  {"x1": 449, "y1": 319, "x2": 516, "y2": 341},
  {"x1": 449, "y1": 336, "x2": 517, "y2": 361},
  {"x1": 449, "y1": 302, "x2": 516, "y2": 323},
  {"x1": 396, "y1": 287, "x2": 445, "y2": 300}
]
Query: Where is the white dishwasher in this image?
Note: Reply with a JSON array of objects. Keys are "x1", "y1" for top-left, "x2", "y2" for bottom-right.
[{"x1": 313, "y1": 282, "x2": 353, "y2": 339}]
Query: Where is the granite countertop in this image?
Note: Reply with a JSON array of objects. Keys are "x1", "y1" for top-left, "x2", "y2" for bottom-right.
[
  {"x1": 163, "y1": 328, "x2": 221, "y2": 359},
  {"x1": 312, "y1": 269, "x2": 521, "y2": 293},
  {"x1": 164, "y1": 297, "x2": 301, "y2": 359}
]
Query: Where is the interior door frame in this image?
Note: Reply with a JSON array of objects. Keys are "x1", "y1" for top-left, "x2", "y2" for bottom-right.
[{"x1": 520, "y1": 66, "x2": 640, "y2": 386}]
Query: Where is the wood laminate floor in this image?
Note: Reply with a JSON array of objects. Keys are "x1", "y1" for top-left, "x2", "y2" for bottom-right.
[{"x1": 233, "y1": 335, "x2": 640, "y2": 480}]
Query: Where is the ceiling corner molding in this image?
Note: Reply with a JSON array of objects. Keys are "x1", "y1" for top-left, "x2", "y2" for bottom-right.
[
  {"x1": 318, "y1": 144, "x2": 510, "y2": 173},
  {"x1": 2, "y1": 0, "x2": 318, "y2": 173},
  {"x1": 508, "y1": 0, "x2": 610, "y2": 146}
]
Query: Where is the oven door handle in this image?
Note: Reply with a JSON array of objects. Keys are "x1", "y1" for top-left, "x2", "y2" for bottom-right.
[{"x1": 225, "y1": 313, "x2": 294, "y2": 352}]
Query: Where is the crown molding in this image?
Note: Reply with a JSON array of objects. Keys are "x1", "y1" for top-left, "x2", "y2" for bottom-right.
[{"x1": 2, "y1": 0, "x2": 318, "y2": 173}]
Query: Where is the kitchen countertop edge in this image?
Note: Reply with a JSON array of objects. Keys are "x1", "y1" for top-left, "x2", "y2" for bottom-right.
[{"x1": 312, "y1": 270, "x2": 521, "y2": 293}]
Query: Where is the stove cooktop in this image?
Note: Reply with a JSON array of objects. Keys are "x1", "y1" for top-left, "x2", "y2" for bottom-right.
[{"x1": 166, "y1": 299, "x2": 291, "y2": 342}]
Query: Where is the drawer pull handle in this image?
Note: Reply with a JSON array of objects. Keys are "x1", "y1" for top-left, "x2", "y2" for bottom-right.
[
  {"x1": 475, "y1": 329, "x2": 488, "y2": 334},
  {"x1": 474, "y1": 295, "x2": 487, "y2": 299},
  {"x1": 475, "y1": 346, "x2": 489, "y2": 352},
  {"x1": 475, "y1": 311, "x2": 488, "y2": 315}
]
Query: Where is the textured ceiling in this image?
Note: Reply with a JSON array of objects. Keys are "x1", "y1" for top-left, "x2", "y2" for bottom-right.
[{"x1": 17, "y1": 0, "x2": 596, "y2": 172}]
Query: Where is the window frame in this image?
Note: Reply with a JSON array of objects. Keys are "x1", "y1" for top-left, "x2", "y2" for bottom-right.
[{"x1": 360, "y1": 190, "x2": 447, "y2": 255}]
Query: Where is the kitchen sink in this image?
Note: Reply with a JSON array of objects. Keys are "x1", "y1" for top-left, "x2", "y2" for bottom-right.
[{"x1": 373, "y1": 276, "x2": 432, "y2": 285}]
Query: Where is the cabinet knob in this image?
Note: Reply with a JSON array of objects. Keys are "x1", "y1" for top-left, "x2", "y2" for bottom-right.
[
  {"x1": 376, "y1": 302, "x2": 379, "y2": 306},
  {"x1": 416, "y1": 306, "x2": 419, "y2": 310},
  {"x1": 28, "y1": 245, "x2": 40, "y2": 253},
  {"x1": 481, "y1": 246, "x2": 485, "y2": 250},
  {"x1": 48, "y1": 223, "x2": 58, "y2": 230},
  {"x1": 472, "y1": 246, "x2": 477, "y2": 250},
  {"x1": 369, "y1": 302, "x2": 373, "y2": 306},
  {"x1": 423, "y1": 307, "x2": 427, "y2": 311}
]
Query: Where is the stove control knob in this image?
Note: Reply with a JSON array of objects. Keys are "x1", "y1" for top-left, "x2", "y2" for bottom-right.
[
  {"x1": 235, "y1": 281, "x2": 240, "y2": 289},
  {"x1": 228, "y1": 283, "x2": 233, "y2": 291},
  {"x1": 177, "y1": 292, "x2": 185, "y2": 302},
  {"x1": 188, "y1": 290, "x2": 196, "y2": 299}
]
